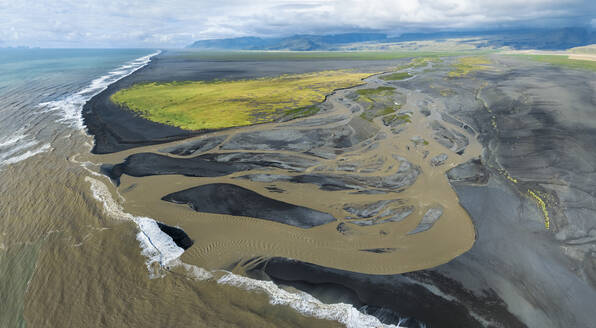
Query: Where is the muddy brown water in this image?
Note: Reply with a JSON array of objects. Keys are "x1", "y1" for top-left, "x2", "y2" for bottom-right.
[
  {"x1": 1, "y1": 52, "x2": 480, "y2": 327},
  {"x1": 0, "y1": 131, "x2": 342, "y2": 328},
  {"x1": 0, "y1": 50, "x2": 341, "y2": 328},
  {"x1": 83, "y1": 70, "x2": 480, "y2": 275}
]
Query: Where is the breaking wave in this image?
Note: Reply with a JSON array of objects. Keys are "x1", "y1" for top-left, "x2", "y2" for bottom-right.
[
  {"x1": 38, "y1": 51, "x2": 160, "y2": 130},
  {"x1": 2, "y1": 143, "x2": 51, "y2": 166},
  {"x1": 85, "y1": 176, "x2": 184, "y2": 277},
  {"x1": 0, "y1": 129, "x2": 52, "y2": 167},
  {"x1": 78, "y1": 51, "x2": 404, "y2": 328},
  {"x1": 0, "y1": 129, "x2": 28, "y2": 148},
  {"x1": 217, "y1": 273, "x2": 403, "y2": 328},
  {"x1": 85, "y1": 175, "x2": 403, "y2": 327}
]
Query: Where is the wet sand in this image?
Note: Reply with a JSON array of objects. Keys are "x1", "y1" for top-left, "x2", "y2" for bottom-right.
[
  {"x1": 80, "y1": 51, "x2": 596, "y2": 327},
  {"x1": 1, "y1": 49, "x2": 352, "y2": 328},
  {"x1": 83, "y1": 58, "x2": 480, "y2": 276},
  {"x1": 246, "y1": 56, "x2": 596, "y2": 327}
]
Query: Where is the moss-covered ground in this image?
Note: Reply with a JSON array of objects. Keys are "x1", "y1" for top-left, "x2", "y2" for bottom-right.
[
  {"x1": 353, "y1": 86, "x2": 406, "y2": 122},
  {"x1": 448, "y1": 56, "x2": 492, "y2": 77},
  {"x1": 111, "y1": 70, "x2": 370, "y2": 130}
]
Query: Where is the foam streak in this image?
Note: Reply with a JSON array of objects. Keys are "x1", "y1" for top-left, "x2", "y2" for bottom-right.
[{"x1": 38, "y1": 51, "x2": 160, "y2": 130}]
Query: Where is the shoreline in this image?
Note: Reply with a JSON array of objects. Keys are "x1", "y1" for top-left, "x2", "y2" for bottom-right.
[{"x1": 82, "y1": 51, "x2": 596, "y2": 327}]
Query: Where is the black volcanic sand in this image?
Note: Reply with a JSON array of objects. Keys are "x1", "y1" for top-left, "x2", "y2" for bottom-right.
[
  {"x1": 157, "y1": 222, "x2": 193, "y2": 249},
  {"x1": 83, "y1": 50, "x2": 408, "y2": 154},
  {"x1": 87, "y1": 52, "x2": 596, "y2": 327},
  {"x1": 103, "y1": 152, "x2": 318, "y2": 184},
  {"x1": 244, "y1": 57, "x2": 596, "y2": 327},
  {"x1": 245, "y1": 256, "x2": 525, "y2": 328},
  {"x1": 162, "y1": 183, "x2": 336, "y2": 228}
]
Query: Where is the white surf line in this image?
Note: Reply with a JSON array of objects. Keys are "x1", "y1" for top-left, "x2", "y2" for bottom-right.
[
  {"x1": 1, "y1": 143, "x2": 52, "y2": 166},
  {"x1": 0, "y1": 123, "x2": 54, "y2": 168},
  {"x1": 38, "y1": 50, "x2": 161, "y2": 131},
  {"x1": 84, "y1": 175, "x2": 407, "y2": 328},
  {"x1": 0, "y1": 142, "x2": 52, "y2": 168},
  {"x1": 217, "y1": 273, "x2": 404, "y2": 328},
  {"x1": 85, "y1": 176, "x2": 183, "y2": 278},
  {"x1": 75, "y1": 51, "x2": 407, "y2": 327},
  {"x1": 0, "y1": 140, "x2": 39, "y2": 160},
  {"x1": 0, "y1": 128, "x2": 27, "y2": 148}
]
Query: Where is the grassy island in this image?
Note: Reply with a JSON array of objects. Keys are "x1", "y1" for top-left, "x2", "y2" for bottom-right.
[
  {"x1": 111, "y1": 70, "x2": 370, "y2": 130},
  {"x1": 448, "y1": 56, "x2": 491, "y2": 77}
]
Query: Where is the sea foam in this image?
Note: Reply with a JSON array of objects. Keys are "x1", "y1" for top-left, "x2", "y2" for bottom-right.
[
  {"x1": 85, "y1": 176, "x2": 184, "y2": 277},
  {"x1": 0, "y1": 130, "x2": 52, "y2": 168},
  {"x1": 38, "y1": 51, "x2": 160, "y2": 130},
  {"x1": 0, "y1": 129, "x2": 27, "y2": 148},
  {"x1": 2, "y1": 143, "x2": 51, "y2": 165},
  {"x1": 85, "y1": 175, "x2": 405, "y2": 327},
  {"x1": 217, "y1": 273, "x2": 403, "y2": 328},
  {"x1": 79, "y1": 51, "x2": 405, "y2": 327}
]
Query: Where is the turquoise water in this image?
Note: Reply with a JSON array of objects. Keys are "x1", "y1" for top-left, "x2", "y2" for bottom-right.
[
  {"x1": 0, "y1": 48, "x2": 155, "y2": 327},
  {"x1": 0, "y1": 49, "x2": 153, "y2": 131},
  {"x1": 0, "y1": 49, "x2": 389, "y2": 328}
]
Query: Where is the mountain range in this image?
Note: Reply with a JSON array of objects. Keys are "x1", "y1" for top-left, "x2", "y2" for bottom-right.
[{"x1": 188, "y1": 28, "x2": 596, "y2": 51}]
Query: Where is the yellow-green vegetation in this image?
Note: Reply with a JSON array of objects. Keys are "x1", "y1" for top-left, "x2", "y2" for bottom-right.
[
  {"x1": 283, "y1": 105, "x2": 320, "y2": 120},
  {"x1": 111, "y1": 70, "x2": 370, "y2": 130},
  {"x1": 439, "y1": 89, "x2": 455, "y2": 97},
  {"x1": 396, "y1": 56, "x2": 443, "y2": 71},
  {"x1": 382, "y1": 113, "x2": 412, "y2": 125},
  {"x1": 448, "y1": 56, "x2": 492, "y2": 77},
  {"x1": 528, "y1": 189, "x2": 551, "y2": 230},
  {"x1": 491, "y1": 115, "x2": 498, "y2": 130},
  {"x1": 380, "y1": 72, "x2": 412, "y2": 81},
  {"x1": 360, "y1": 106, "x2": 398, "y2": 121},
  {"x1": 496, "y1": 167, "x2": 518, "y2": 183},
  {"x1": 407, "y1": 56, "x2": 443, "y2": 68},
  {"x1": 355, "y1": 86, "x2": 396, "y2": 102},
  {"x1": 355, "y1": 86, "x2": 403, "y2": 121},
  {"x1": 518, "y1": 55, "x2": 596, "y2": 72}
]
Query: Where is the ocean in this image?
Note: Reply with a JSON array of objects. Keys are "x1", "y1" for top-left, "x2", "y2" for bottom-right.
[{"x1": 0, "y1": 48, "x2": 400, "y2": 328}]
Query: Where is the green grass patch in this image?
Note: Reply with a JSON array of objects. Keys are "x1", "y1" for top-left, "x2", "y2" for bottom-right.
[
  {"x1": 379, "y1": 107, "x2": 397, "y2": 115},
  {"x1": 448, "y1": 56, "x2": 492, "y2": 77},
  {"x1": 515, "y1": 55, "x2": 596, "y2": 72},
  {"x1": 283, "y1": 105, "x2": 321, "y2": 120},
  {"x1": 111, "y1": 70, "x2": 371, "y2": 130},
  {"x1": 356, "y1": 86, "x2": 396, "y2": 97},
  {"x1": 360, "y1": 105, "x2": 401, "y2": 122},
  {"x1": 360, "y1": 112, "x2": 373, "y2": 121},
  {"x1": 383, "y1": 113, "x2": 412, "y2": 125}
]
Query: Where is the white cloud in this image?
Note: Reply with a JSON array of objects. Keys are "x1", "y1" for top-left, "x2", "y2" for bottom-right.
[{"x1": 0, "y1": 0, "x2": 593, "y2": 47}]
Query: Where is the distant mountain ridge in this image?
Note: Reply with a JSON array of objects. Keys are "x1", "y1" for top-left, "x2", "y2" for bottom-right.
[
  {"x1": 188, "y1": 28, "x2": 596, "y2": 51},
  {"x1": 188, "y1": 33, "x2": 389, "y2": 51}
]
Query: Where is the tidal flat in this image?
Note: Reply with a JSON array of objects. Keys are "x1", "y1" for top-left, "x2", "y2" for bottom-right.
[{"x1": 82, "y1": 50, "x2": 596, "y2": 327}]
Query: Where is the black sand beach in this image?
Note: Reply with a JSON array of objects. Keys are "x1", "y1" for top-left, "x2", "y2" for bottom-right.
[
  {"x1": 82, "y1": 51, "x2": 408, "y2": 154},
  {"x1": 84, "y1": 51, "x2": 596, "y2": 327}
]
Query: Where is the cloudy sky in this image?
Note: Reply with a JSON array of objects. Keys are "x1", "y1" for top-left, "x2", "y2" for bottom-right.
[{"x1": 0, "y1": 0, "x2": 594, "y2": 47}]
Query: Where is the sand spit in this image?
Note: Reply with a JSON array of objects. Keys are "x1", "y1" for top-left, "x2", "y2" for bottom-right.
[{"x1": 162, "y1": 183, "x2": 336, "y2": 228}]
